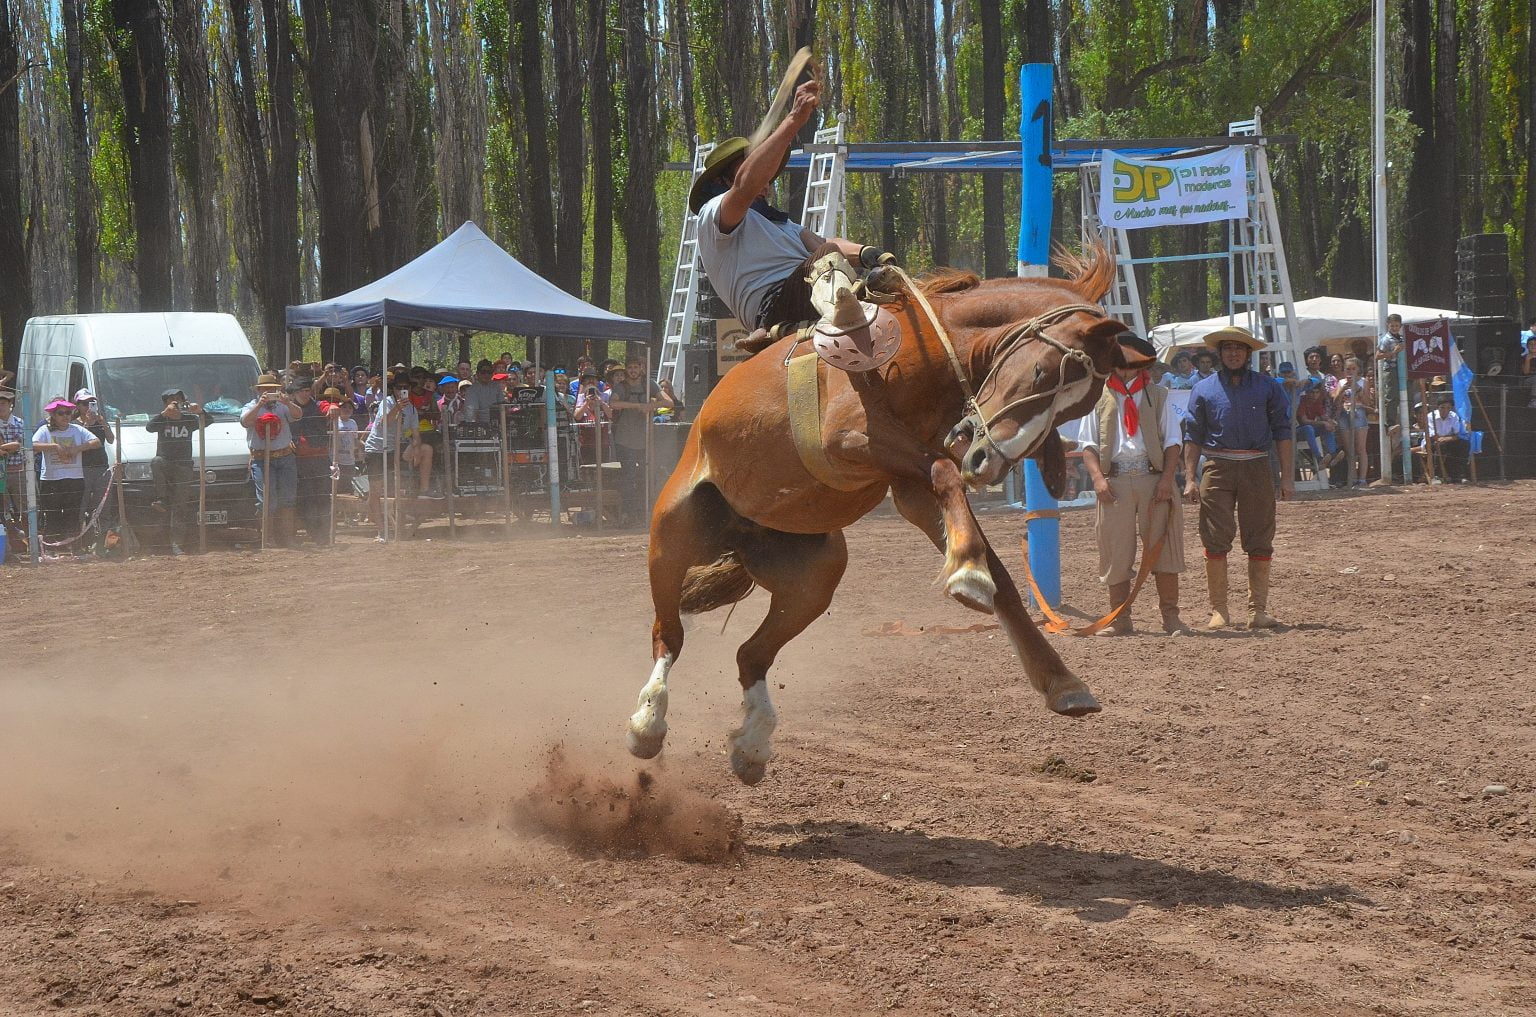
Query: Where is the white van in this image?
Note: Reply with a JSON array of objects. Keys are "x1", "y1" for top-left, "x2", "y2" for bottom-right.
[{"x1": 17, "y1": 313, "x2": 262, "y2": 528}]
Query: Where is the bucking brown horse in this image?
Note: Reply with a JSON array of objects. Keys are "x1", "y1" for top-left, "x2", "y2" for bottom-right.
[{"x1": 627, "y1": 248, "x2": 1127, "y2": 784}]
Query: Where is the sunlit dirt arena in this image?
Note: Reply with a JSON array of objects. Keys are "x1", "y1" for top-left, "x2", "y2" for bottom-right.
[{"x1": 2, "y1": 481, "x2": 1532, "y2": 1016}]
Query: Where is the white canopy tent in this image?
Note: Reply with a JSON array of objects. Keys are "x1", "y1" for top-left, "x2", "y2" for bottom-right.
[{"x1": 1151, "y1": 296, "x2": 1461, "y2": 355}]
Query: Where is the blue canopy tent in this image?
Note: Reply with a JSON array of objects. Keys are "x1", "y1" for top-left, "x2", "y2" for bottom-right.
[
  {"x1": 285, "y1": 220, "x2": 650, "y2": 340},
  {"x1": 285, "y1": 221, "x2": 652, "y2": 538}
]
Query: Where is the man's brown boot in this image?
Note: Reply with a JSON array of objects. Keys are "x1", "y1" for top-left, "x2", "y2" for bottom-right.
[
  {"x1": 1096, "y1": 581, "x2": 1133, "y2": 637},
  {"x1": 1204, "y1": 556, "x2": 1231, "y2": 629},
  {"x1": 735, "y1": 327, "x2": 776, "y2": 355},
  {"x1": 1155, "y1": 572, "x2": 1191, "y2": 634},
  {"x1": 1247, "y1": 558, "x2": 1282, "y2": 629}
]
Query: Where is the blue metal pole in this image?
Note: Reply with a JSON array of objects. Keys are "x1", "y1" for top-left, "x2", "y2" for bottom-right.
[
  {"x1": 1018, "y1": 62, "x2": 1060, "y2": 608},
  {"x1": 1016, "y1": 63, "x2": 1054, "y2": 276},
  {"x1": 1022, "y1": 459, "x2": 1060, "y2": 610}
]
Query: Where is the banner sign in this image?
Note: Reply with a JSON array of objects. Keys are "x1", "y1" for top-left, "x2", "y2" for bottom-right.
[
  {"x1": 1405, "y1": 318, "x2": 1452, "y2": 379},
  {"x1": 1098, "y1": 149, "x2": 1249, "y2": 230}
]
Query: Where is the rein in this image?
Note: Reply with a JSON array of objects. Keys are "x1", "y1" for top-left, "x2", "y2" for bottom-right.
[{"x1": 886, "y1": 267, "x2": 1107, "y2": 465}]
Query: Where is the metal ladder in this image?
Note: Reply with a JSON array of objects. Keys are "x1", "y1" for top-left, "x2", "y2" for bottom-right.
[
  {"x1": 800, "y1": 120, "x2": 846, "y2": 240},
  {"x1": 1228, "y1": 110, "x2": 1300, "y2": 365},
  {"x1": 655, "y1": 138, "x2": 716, "y2": 405},
  {"x1": 1078, "y1": 163, "x2": 1147, "y2": 337}
]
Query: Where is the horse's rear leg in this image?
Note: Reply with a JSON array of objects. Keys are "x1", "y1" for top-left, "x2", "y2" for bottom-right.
[
  {"x1": 728, "y1": 529, "x2": 848, "y2": 785},
  {"x1": 627, "y1": 482, "x2": 730, "y2": 760}
]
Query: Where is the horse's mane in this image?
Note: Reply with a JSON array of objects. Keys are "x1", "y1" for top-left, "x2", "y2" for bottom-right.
[
  {"x1": 918, "y1": 268, "x2": 982, "y2": 295},
  {"x1": 1052, "y1": 241, "x2": 1113, "y2": 302},
  {"x1": 912, "y1": 241, "x2": 1112, "y2": 301}
]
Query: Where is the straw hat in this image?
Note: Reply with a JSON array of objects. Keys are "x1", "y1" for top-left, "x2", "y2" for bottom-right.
[
  {"x1": 1202, "y1": 325, "x2": 1267, "y2": 352},
  {"x1": 688, "y1": 137, "x2": 750, "y2": 213},
  {"x1": 254, "y1": 373, "x2": 282, "y2": 390}
]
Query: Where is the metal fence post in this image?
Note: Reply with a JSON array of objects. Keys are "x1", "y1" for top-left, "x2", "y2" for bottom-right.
[
  {"x1": 501, "y1": 405, "x2": 513, "y2": 536},
  {"x1": 595, "y1": 391, "x2": 605, "y2": 532},
  {"x1": 329, "y1": 424, "x2": 340, "y2": 545},
  {"x1": 197, "y1": 415, "x2": 208, "y2": 554},
  {"x1": 113, "y1": 416, "x2": 127, "y2": 557}
]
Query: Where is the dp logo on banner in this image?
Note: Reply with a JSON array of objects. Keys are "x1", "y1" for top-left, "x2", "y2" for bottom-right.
[{"x1": 1099, "y1": 149, "x2": 1249, "y2": 230}]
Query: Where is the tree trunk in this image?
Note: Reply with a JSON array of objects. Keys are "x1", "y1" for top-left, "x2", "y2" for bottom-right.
[
  {"x1": 979, "y1": 0, "x2": 1007, "y2": 276},
  {"x1": 110, "y1": 0, "x2": 177, "y2": 310},
  {"x1": 620, "y1": 0, "x2": 661, "y2": 340},
  {"x1": 1398, "y1": 0, "x2": 1435, "y2": 303},
  {"x1": 675, "y1": 0, "x2": 697, "y2": 149},
  {"x1": 1425, "y1": 0, "x2": 1459, "y2": 309},
  {"x1": 61, "y1": 0, "x2": 96, "y2": 313},
  {"x1": 552, "y1": 0, "x2": 583, "y2": 294},
  {"x1": 301, "y1": 0, "x2": 375, "y2": 366},
  {"x1": 262, "y1": 0, "x2": 300, "y2": 361},
  {"x1": 588, "y1": 0, "x2": 613, "y2": 310},
  {"x1": 550, "y1": 0, "x2": 583, "y2": 365},
  {"x1": 168, "y1": 0, "x2": 220, "y2": 310},
  {"x1": 514, "y1": 0, "x2": 555, "y2": 278},
  {"x1": 1526, "y1": 0, "x2": 1536, "y2": 317},
  {"x1": 0, "y1": 0, "x2": 30, "y2": 370}
]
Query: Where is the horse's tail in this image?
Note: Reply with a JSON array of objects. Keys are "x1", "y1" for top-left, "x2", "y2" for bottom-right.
[
  {"x1": 1053, "y1": 240, "x2": 1114, "y2": 302},
  {"x1": 679, "y1": 552, "x2": 756, "y2": 614},
  {"x1": 918, "y1": 267, "x2": 982, "y2": 295}
]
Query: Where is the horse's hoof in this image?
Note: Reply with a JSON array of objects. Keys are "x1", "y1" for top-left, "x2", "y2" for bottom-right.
[
  {"x1": 626, "y1": 724, "x2": 667, "y2": 760},
  {"x1": 1048, "y1": 687, "x2": 1102, "y2": 718},
  {"x1": 731, "y1": 753, "x2": 769, "y2": 786},
  {"x1": 945, "y1": 566, "x2": 996, "y2": 614}
]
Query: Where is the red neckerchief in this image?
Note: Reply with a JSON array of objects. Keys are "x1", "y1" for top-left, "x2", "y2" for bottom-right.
[{"x1": 1107, "y1": 371, "x2": 1147, "y2": 437}]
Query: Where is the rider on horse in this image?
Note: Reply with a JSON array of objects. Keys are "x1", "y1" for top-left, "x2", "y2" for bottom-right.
[{"x1": 689, "y1": 78, "x2": 894, "y2": 355}]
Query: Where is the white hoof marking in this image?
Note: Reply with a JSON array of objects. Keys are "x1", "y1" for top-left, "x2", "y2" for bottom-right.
[
  {"x1": 727, "y1": 682, "x2": 778, "y2": 784},
  {"x1": 945, "y1": 565, "x2": 997, "y2": 614},
  {"x1": 626, "y1": 654, "x2": 673, "y2": 760}
]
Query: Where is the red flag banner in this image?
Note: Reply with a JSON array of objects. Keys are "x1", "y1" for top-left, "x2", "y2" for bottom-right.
[{"x1": 1405, "y1": 318, "x2": 1452, "y2": 379}]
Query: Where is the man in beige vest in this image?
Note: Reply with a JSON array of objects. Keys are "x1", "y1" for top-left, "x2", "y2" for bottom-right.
[{"x1": 1075, "y1": 334, "x2": 1189, "y2": 635}]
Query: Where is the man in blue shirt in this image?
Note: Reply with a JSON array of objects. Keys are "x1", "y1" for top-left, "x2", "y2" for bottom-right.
[{"x1": 1182, "y1": 326, "x2": 1294, "y2": 630}]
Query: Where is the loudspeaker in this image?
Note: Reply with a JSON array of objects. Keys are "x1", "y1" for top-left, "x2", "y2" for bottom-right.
[
  {"x1": 696, "y1": 274, "x2": 732, "y2": 320},
  {"x1": 1457, "y1": 277, "x2": 1515, "y2": 318},
  {"x1": 1456, "y1": 234, "x2": 1513, "y2": 317},
  {"x1": 679, "y1": 342, "x2": 720, "y2": 400},
  {"x1": 1449, "y1": 316, "x2": 1518, "y2": 378},
  {"x1": 1456, "y1": 233, "x2": 1508, "y2": 259}
]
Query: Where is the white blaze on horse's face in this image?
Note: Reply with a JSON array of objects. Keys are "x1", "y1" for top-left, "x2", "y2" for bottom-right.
[{"x1": 958, "y1": 345, "x2": 1096, "y2": 488}]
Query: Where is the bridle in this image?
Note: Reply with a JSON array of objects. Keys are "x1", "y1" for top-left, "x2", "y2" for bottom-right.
[{"x1": 890, "y1": 267, "x2": 1109, "y2": 467}]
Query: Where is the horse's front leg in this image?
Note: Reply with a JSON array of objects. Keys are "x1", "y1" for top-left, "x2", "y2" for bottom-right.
[
  {"x1": 890, "y1": 476, "x2": 1099, "y2": 718},
  {"x1": 983, "y1": 541, "x2": 1101, "y2": 717},
  {"x1": 888, "y1": 457, "x2": 999, "y2": 613}
]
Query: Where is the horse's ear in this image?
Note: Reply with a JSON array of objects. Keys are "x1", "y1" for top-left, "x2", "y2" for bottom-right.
[
  {"x1": 1109, "y1": 339, "x2": 1130, "y2": 370},
  {"x1": 1082, "y1": 317, "x2": 1127, "y2": 349}
]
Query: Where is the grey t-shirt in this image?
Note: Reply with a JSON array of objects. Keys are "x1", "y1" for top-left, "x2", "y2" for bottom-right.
[
  {"x1": 609, "y1": 378, "x2": 660, "y2": 449},
  {"x1": 363, "y1": 396, "x2": 419, "y2": 453},
  {"x1": 240, "y1": 399, "x2": 295, "y2": 452},
  {"x1": 695, "y1": 194, "x2": 809, "y2": 326}
]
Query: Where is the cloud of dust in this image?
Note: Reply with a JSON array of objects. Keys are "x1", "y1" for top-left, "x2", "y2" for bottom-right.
[
  {"x1": 513, "y1": 745, "x2": 742, "y2": 863},
  {"x1": 0, "y1": 630, "x2": 727, "y2": 915}
]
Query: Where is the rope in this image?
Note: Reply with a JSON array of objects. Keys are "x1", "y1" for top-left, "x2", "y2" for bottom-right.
[
  {"x1": 38, "y1": 470, "x2": 117, "y2": 549},
  {"x1": 884, "y1": 266, "x2": 1106, "y2": 471},
  {"x1": 1018, "y1": 502, "x2": 1172, "y2": 637}
]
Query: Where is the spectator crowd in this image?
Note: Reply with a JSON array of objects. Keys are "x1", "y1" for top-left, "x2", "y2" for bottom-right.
[{"x1": 0, "y1": 351, "x2": 676, "y2": 560}]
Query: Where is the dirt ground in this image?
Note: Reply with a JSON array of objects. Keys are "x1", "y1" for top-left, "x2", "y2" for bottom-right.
[{"x1": 2, "y1": 480, "x2": 1532, "y2": 1017}]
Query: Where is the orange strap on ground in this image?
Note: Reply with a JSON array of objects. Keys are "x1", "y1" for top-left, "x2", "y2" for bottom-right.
[{"x1": 1019, "y1": 508, "x2": 1168, "y2": 637}]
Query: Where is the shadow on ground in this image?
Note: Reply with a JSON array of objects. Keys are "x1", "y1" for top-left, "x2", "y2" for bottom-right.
[{"x1": 757, "y1": 821, "x2": 1370, "y2": 922}]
